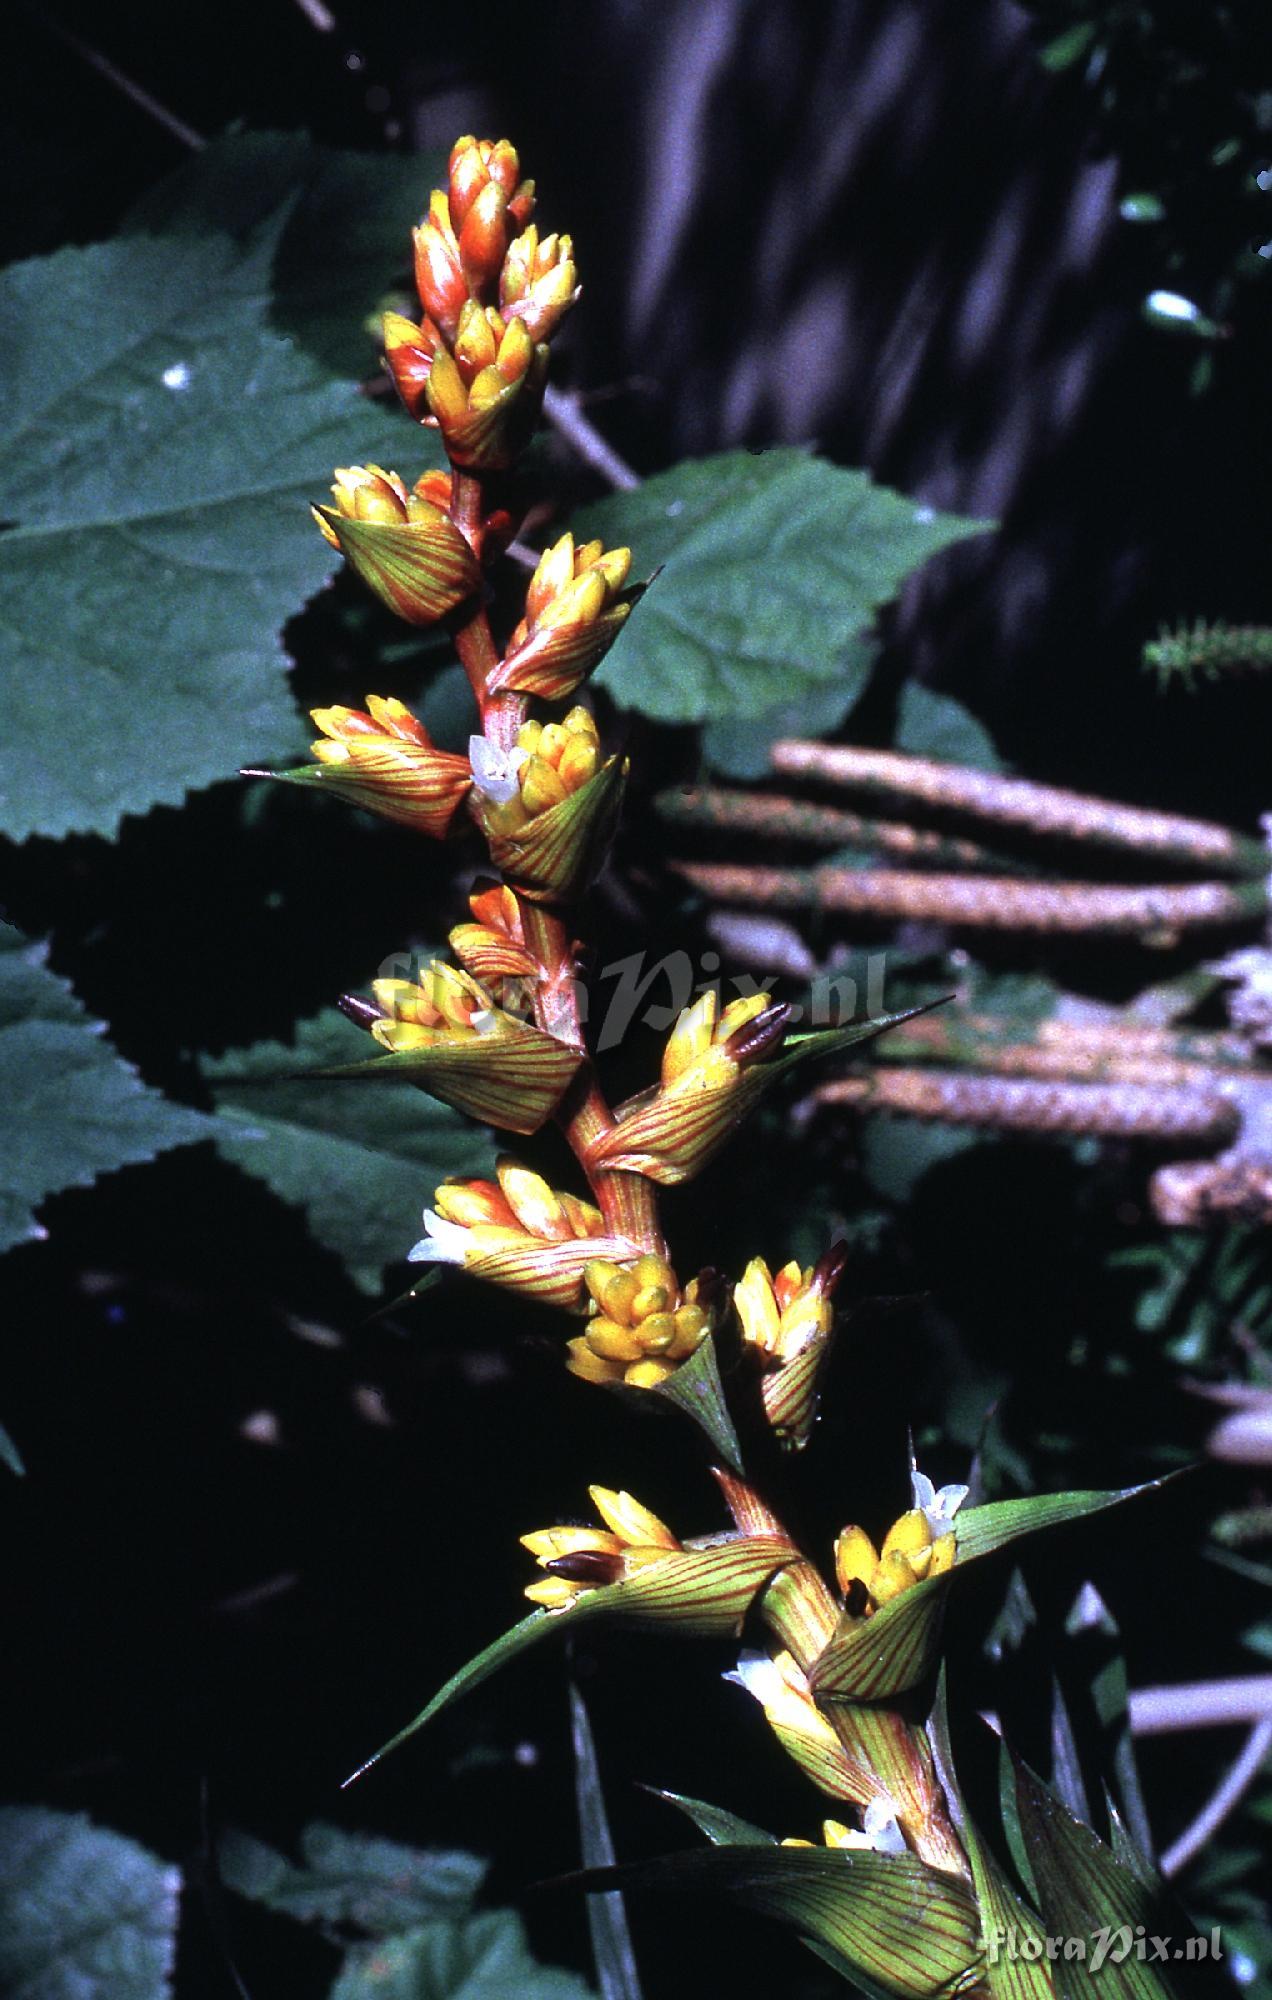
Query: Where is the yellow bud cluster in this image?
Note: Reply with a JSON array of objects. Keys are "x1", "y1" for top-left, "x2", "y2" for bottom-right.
[
  {"x1": 320, "y1": 464, "x2": 445, "y2": 534},
  {"x1": 521, "y1": 1485, "x2": 679, "y2": 1608},
  {"x1": 566, "y1": 1253, "x2": 711, "y2": 1387},
  {"x1": 661, "y1": 989, "x2": 774, "y2": 1094},
  {"x1": 426, "y1": 310, "x2": 538, "y2": 422},
  {"x1": 480, "y1": 706, "x2": 600, "y2": 836},
  {"x1": 833, "y1": 1509, "x2": 956, "y2": 1614}
]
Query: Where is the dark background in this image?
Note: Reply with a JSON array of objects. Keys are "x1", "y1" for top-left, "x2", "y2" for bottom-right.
[{"x1": 4, "y1": 2, "x2": 1272, "y2": 1993}]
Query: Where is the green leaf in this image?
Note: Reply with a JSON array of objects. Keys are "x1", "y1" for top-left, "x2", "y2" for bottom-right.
[
  {"x1": 0, "y1": 925, "x2": 212, "y2": 1254},
  {"x1": 894, "y1": 683, "x2": 1002, "y2": 772},
  {"x1": 125, "y1": 129, "x2": 443, "y2": 377},
  {"x1": 569, "y1": 1686, "x2": 642, "y2": 2000},
  {"x1": 0, "y1": 204, "x2": 427, "y2": 840},
  {"x1": 651, "y1": 1790, "x2": 776, "y2": 1849},
  {"x1": 580, "y1": 451, "x2": 989, "y2": 724},
  {"x1": 347, "y1": 1539, "x2": 796, "y2": 1784},
  {"x1": 927, "y1": 1674, "x2": 1057, "y2": 1999},
  {"x1": 0, "y1": 1806, "x2": 179, "y2": 2000},
  {"x1": 813, "y1": 1484, "x2": 1161, "y2": 1704},
  {"x1": 570, "y1": 1845, "x2": 983, "y2": 2000},
  {"x1": 201, "y1": 1011, "x2": 487, "y2": 1293},
  {"x1": 701, "y1": 636, "x2": 877, "y2": 778},
  {"x1": 1010, "y1": 1758, "x2": 1231, "y2": 1999},
  {"x1": 649, "y1": 1332, "x2": 743, "y2": 1471},
  {"x1": 954, "y1": 1485, "x2": 1165, "y2": 1565},
  {"x1": 0, "y1": 1418, "x2": 25, "y2": 1477},
  {"x1": 219, "y1": 1821, "x2": 485, "y2": 1934},
  {"x1": 330, "y1": 1910, "x2": 594, "y2": 2000},
  {"x1": 859, "y1": 1117, "x2": 980, "y2": 1205}
]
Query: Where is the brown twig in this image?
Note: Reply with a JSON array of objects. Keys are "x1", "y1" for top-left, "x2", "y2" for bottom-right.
[
  {"x1": 1129, "y1": 1677, "x2": 1272, "y2": 1734},
  {"x1": 770, "y1": 740, "x2": 1269, "y2": 878},
  {"x1": 673, "y1": 860, "x2": 1266, "y2": 938},
  {"x1": 543, "y1": 385, "x2": 641, "y2": 492},
  {"x1": 1160, "y1": 1715, "x2": 1272, "y2": 1877}
]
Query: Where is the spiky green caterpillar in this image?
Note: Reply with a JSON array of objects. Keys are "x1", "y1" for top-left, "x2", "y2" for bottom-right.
[{"x1": 1143, "y1": 619, "x2": 1272, "y2": 689}]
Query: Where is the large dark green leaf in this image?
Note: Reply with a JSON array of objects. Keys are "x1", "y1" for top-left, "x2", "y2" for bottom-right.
[
  {"x1": 0, "y1": 925, "x2": 212, "y2": 1254},
  {"x1": 580, "y1": 452, "x2": 989, "y2": 723},
  {"x1": 329, "y1": 1910, "x2": 594, "y2": 2000},
  {"x1": 219, "y1": 1821, "x2": 485, "y2": 1934},
  {"x1": 202, "y1": 1010, "x2": 487, "y2": 1293},
  {"x1": 0, "y1": 1807, "x2": 179, "y2": 2000},
  {"x1": 125, "y1": 129, "x2": 444, "y2": 375},
  {"x1": 701, "y1": 637, "x2": 877, "y2": 778},
  {"x1": 893, "y1": 683, "x2": 1002, "y2": 772},
  {"x1": 0, "y1": 194, "x2": 430, "y2": 839}
]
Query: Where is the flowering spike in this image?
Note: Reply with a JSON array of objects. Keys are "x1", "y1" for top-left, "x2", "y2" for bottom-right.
[
  {"x1": 519, "y1": 1490, "x2": 798, "y2": 1635},
  {"x1": 590, "y1": 1006, "x2": 922, "y2": 1186},
  {"x1": 312, "y1": 468, "x2": 480, "y2": 625},
  {"x1": 381, "y1": 312, "x2": 440, "y2": 421},
  {"x1": 588, "y1": 994, "x2": 793, "y2": 1185},
  {"x1": 487, "y1": 534, "x2": 640, "y2": 701},
  {"x1": 408, "y1": 1159, "x2": 637, "y2": 1312},
  {"x1": 262, "y1": 696, "x2": 472, "y2": 836},
  {"x1": 424, "y1": 321, "x2": 549, "y2": 471},
  {"x1": 412, "y1": 193, "x2": 468, "y2": 342},
  {"x1": 321, "y1": 962, "x2": 583, "y2": 1135},
  {"x1": 471, "y1": 709, "x2": 627, "y2": 903},
  {"x1": 734, "y1": 1245, "x2": 847, "y2": 1449},
  {"x1": 500, "y1": 224, "x2": 580, "y2": 342}
]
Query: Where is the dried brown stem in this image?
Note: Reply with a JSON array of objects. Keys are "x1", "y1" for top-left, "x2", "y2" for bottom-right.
[
  {"x1": 771, "y1": 741, "x2": 1269, "y2": 878},
  {"x1": 880, "y1": 1011, "x2": 1257, "y2": 1084},
  {"x1": 817, "y1": 1068, "x2": 1240, "y2": 1144},
  {"x1": 673, "y1": 860, "x2": 1266, "y2": 938},
  {"x1": 657, "y1": 786, "x2": 1007, "y2": 869}
]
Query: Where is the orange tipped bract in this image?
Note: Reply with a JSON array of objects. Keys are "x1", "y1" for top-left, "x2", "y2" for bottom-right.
[
  {"x1": 296, "y1": 695, "x2": 471, "y2": 836},
  {"x1": 487, "y1": 535, "x2": 636, "y2": 701},
  {"x1": 409, "y1": 1156, "x2": 640, "y2": 1312},
  {"x1": 312, "y1": 465, "x2": 480, "y2": 624}
]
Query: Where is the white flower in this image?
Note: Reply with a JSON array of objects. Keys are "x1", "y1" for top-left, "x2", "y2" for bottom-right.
[
  {"x1": 725, "y1": 1650, "x2": 786, "y2": 1703},
  {"x1": 858, "y1": 1800, "x2": 907, "y2": 1856},
  {"x1": 910, "y1": 1466, "x2": 969, "y2": 1535},
  {"x1": 468, "y1": 733, "x2": 526, "y2": 803},
  {"x1": 407, "y1": 1208, "x2": 471, "y2": 1265}
]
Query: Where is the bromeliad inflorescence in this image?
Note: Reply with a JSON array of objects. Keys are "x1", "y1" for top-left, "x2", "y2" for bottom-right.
[{"x1": 263, "y1": 134, "x2": 1167, "y2": 2000}]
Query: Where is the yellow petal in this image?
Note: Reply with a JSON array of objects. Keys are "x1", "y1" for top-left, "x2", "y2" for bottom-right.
[
  {"x1": 662, "y1": 991, "x2": 718, "y2": 1084},
  {"x1": 833, "y1": 1526, "x2": 879, "y2": 1596},
  {"x1": 496, "y1": 1159, "x2": 568, "y2": 1239},
  {"x1": 734, "y1": 1257, "x2": 781, "y2": 1353},
  {"x1": 588, "y1": 1486, "x2": 679, "y2": 1549},
  {"x1": 565, "y1": 1337, "x2": 623, "y2": 1383},
  {"x1": 871, "y1": 1550, "x2": 920, "y2": 1604},
  {"x1": 880, "y1": 1509, "x2": 933, "y2": 1563},
  {"x1": 524, "y1": 1577, "x2": 579, "y2": 1609},
  {"x1": 624, "y1": 1357, "x2": 676, "y2": 1387},
  {"x1": 584, "y1": 1317, "x2": 648, "y2": 1363},
  {"x1": 928, "y1": 1533, "x2": 956, "y2": 1577},
  {"x1": 520, "y1": 1526, "x2": 622, "y2": 1560}
]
